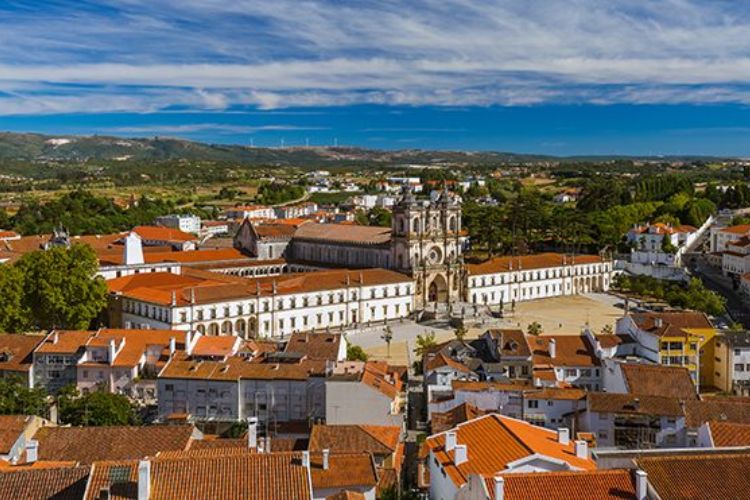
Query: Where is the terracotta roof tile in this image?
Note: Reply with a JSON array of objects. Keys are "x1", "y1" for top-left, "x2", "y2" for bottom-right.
[
  {"x1": 587, "y1": 393, "x2": 684, "y2": 417},
  {"x1": 0, "y1": 415, "x2": 30, "y2": 454},
  {"x1": 33, "y1": 425, "x2": 196, "y2": 464},
  {"x1": 431, "y1": 403, "x2": 486, "y2": 434},
  {"x1": 425, "y1": 414, "x2": 595, "y2": 489},
  {"x1": 308, "y1": 452, "x2": 378, "y2": 490},
  {"x1": 630, "y1": 311, "x2": 713, "y2": 336},
  {"x1": 683, "y1": 398, "x2": 750, "y2": 428},
  {"x1": 529, "y1": 334, "x2": 600, "y2": 368},
  {"x1": 132, "y1": 226, "x2": 196, "y2": 242},
  {"x1": 485, "y1": 469, "x2": 637, "y2": 500},
  {"x1": 190, "y1": 336, "x2": 238, "y2": 358},
  {"x1": 719, "y1": 224, "x2": 750, "y2": 235},
  {"x1": 309, "y1": 425, "x2": 400, "y2": 456},
  {"x1": 424, "y1": 352, "x2": 473, "y2": 374},
  {"x1": 620, "y1": 363, "x2": 698, "y2": 399},
  {"x1": 708, "y1": 421, "x2": 750, "y2": 447},
  {"x1": 0, "y1": 334, "x2": 44, "y2": 374},
  {"x1": 86, "y1": 451, "x2": 311, "y2": 500},
  {"x1": 326, "y1": 491, "x2": 365, "y2": 500},
  {"x1": 36, "y1": 330, "x2": 96, "y2": 354},
  {"x1": 637, "y1": 452, "x2": 750, "y2": 500},
  {"x1": 451, "y1": 380, "x2": 532, "y2": 393},
  {"x1": 483, "y1": 329, "x2": 531, "y2": 357},
  {"x1": 159, "y1": 351, "x2": 312, "y2": 381},
  {"x1": 525, "y1": 387, "x2": 587, "y2": 401},
  {"x1": 467, "y1": 253, "x2": 604, "y2": 276},
  {"x1": 284, "y1": 332, "x2": 343, "y2": 361},
  {"x1": 0, "y1": 466, "x2": 89, "y2": 500}
]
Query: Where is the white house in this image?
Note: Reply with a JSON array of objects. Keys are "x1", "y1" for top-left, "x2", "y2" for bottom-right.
[
  {"x1": 465, "y1": 253, "x2": 613, "y2": 306},
  {"x1": 424, "y1": 414, "x2": 596, "y2": 500},
  {"x1": 154, "y1": 214, "x2": 202, "y2": 234},
  {"x1": 107, "y1": 267, "x2": 414, "y2": 339}
]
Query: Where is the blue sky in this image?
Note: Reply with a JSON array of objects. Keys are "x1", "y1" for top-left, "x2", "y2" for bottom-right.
[{"x1": 1, "y1": 1, "x2": 750, "y2": 156}]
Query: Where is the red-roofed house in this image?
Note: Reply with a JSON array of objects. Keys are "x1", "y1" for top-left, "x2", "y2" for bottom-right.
[{"x1": 425, "y1": 414, "x2": 596, "y2": 499}]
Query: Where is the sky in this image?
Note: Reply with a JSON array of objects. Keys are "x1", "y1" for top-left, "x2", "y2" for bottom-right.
[{"x1": 1, "y1": 1, "x2": 750, "y2": 156}]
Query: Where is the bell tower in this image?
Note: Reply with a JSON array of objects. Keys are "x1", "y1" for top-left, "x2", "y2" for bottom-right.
[{"x1": 391, "y1": 187, "x2": 466, "y2": 309}]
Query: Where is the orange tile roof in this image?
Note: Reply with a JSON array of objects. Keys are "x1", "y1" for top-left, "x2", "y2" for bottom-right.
[
  {"x1": 108, "y1": 267, "x2": 411, "y2": 306},
  {"x1": 0, "y1": 416, "x2": 31, "y2": 454},
  {"x1": 451, "y1": 380, "x2": 532, "y2": 393},
  {"x1": 0, "y1": 231, "x2": 19, "y2": 239},
  {"x1": 620, "y1": 363, "x2": 698, "y2": 400},
  {"x1": 86, "y1": 451, "x2": 311, "y2": 500},
  {"x1": 425, "y1": 414, "x2": 595, "y2": 489},
  {"x1": 485, "y1": 469, "x2": 637, "y2": 500},
  {"x1": 424, "y1": 352, "x2": 473, "y2": 374},
  {"x1": 308, "y1": 452, "x2": 378, "y2": 491},
  {"x1": 132, "y1": 225, "x2": 196, "y2": 242},
  {"x1": 587, "y1": 393, "x2": 684, "y2": 417},
  {"x1": 637, "y1": 452, "x2": 750, "y2": 500},
  {"x1": 483, "y1": 329, "x2": 532, "y2": 357},
  {"x1": 431, "y1": 403, "x2": 486, "y2": 434},
  {"x1": 94, "y1": 329, "x2": 186, "y2": 368},
  {"x1": 159, "y1": 352, "x2": 312, "y2": 381},
  {"x1": 630, "y1": 311, "x2": 713, "y2": 336},
  {"x1": 284, "y1": 332, "x2": 343, "y2": 361},
  {"x1": 326, "y1": 491, "x2": 365, "y2": 500},
  {"x1": 0, "y1": 466, "x2": 90, "y2": 500},
  {"x1": 682, "y1": 398, "x2": 750, "y2": 428},
  {"x1": 467, "y1": 253, "x2": 604, "y2": 276},
  {"x1": 309, "y1": 425, "x2": 400, "y2": 455},
  {"x1": 0, "y1": 334, "x2": 44, "y2": 374},
  {"x1": 719, "y1": 224, "x2": 750, "y2": 235},
  {"x1": 36, "y1": 330, "x2": 96, "y2": 354},
  {"x1": 191, "y1": 335, "x2": 238, "y2": 358},
  {"x1": 100, "y1": 248, "x2": 251, "y2": 266},
  {"x1": 33, "y1": 425, "x2": 195, "y2": 464},
  {"x1": 529, "y1": 334, "x2": 600, "y2": 368},
  {"x1": 525, "y1": 387, "x2": 587, "y2": 401},
  {"x1": 708, "y1": 421, "x2": 750, "y2": 447},
  {"x1": 254, "y1": 224, "x2": 299, "y2": 238}
]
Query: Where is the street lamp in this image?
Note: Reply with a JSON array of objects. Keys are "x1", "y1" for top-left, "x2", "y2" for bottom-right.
[{"x1": 381, "y1": 326, "x2": 393, "y2": 359}]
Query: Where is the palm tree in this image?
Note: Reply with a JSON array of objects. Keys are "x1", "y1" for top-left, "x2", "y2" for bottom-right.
[{"x1": 527, "y1": 321, "x2": 543, "y2": 336}]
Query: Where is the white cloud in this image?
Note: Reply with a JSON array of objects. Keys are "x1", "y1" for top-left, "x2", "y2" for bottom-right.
[{"x1": 1, "y1": 1, "x2": 750, "y2": 113}]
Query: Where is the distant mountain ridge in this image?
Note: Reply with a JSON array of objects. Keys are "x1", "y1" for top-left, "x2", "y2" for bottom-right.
[{"x1": 0, "y1": 132, "x2": 734, "y2": 166}]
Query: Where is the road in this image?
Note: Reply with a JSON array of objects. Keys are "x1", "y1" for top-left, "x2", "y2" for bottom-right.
[{"x1": 689, "y1": 255, "x2": 750, "y2": 328}]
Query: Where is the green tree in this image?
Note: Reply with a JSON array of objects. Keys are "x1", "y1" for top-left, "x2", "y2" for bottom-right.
[
  {"x1": 369, "y1": 207, "x2": 392, "y2": 227},
  {"x1": 0, "y1": 377, "x2": 48, "y2": 416},
  {"x1": 414, "y1": 331, "x2": 437, "y2": 359},
  {"x1": 661, "y1": 235, "x2": 677, "y2": 254},
  {"x1": 527, "y1": 321, "x2": 543, "y2": 336},
  {"x1": 347, "y1": 344, "x2": 369, "y2": 361},
  {"x1": 16, "y1": 244, "x2": 108, "y2": 330},
  {"x1": 59, "y1": 388, "x2": 140, "y2": 426},
  {"x1": 0, "y1": 265, "x2": 30, "y2": 332}
]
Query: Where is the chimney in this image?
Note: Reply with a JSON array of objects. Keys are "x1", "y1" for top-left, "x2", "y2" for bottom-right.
[
  {"x1": 25, "y1": 440, "x2": 38, "y2": 463},
  {"x1": 108, "y1": 339, "x2": 117, "y2": 365},
  {"x1": 445, "y1": 432, "x2": 457, "y2": 452},
  {"x1": 52, "y1": 332, "x2": 59, "y2": 344},
  {"x1": 574, "y1": 440, "x2": 588, "y2": 459},
  {"x1": 138, "y1": 459, "x2": 150, "y2": 500},
  {"x1": 265, "y1": 436, "x2": 271, "y2": 453},
  {"x1": 454, "y1": 444, "x2": 468, "y2": 465},
  {"x1": 247, "y1": 417, "x2": 258, "y2": 449},
  {"x1": 635, "y1": 470, "x2": 648, "y2": 500},
  {"x1": 534, "y1": 377, "x2": 542, "y2": 388},
  {"x1": 557, "y1": 428, "x2": 570, "y2": 445},
  {"x1": 549, "y1": 339, "x2": 556, "y2": 359},
  {"x1": 302, "y1": 451, "x2": 310, "y2": 468},
  {"x1": 169, "y1": 337, "x2": 176, "y2": 355},
  {"x1": 323, "y1": 449, "x2": 330, "y2": 470},
  {"x1": 493, "y1": 475, "x2": 504, "y2": 500},
  {"x1": 124, "y1": 232, "x2": 145, "y2": 266},
  {"x1": 171, "y1": 291, "x2": 176, "y2": 307},
  {"x1": 654, "y1": 318, "x2": 663, "y2": 329}
]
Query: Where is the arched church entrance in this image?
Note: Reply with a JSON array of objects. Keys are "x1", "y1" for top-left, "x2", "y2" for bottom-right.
[{"x1": 428, "y1": 275, "x2": 449, "y2": 303}]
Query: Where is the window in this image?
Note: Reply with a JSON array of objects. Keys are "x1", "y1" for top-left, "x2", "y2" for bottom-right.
[
  {"x1": 597, "y1": 431, "x2": 608, "y2": 440},
  {"x1": 736, "y1": 364, "x2": 745, "y2": 372},
  {"x1": 527, "y1": 400, "x2": 539, "y2": 408},
  {"x1": 165, "y1": 384, "x2": 174, "y2": 391}
]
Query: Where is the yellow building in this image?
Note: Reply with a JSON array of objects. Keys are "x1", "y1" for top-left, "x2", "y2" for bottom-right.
[{"x1": 618, "y1": 311, "x2": 718, "y2": 389}]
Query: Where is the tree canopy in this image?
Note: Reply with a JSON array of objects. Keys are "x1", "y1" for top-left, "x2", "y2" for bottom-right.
[
  {"x1": 0, "y1": 377, "x2": 48, "y2": 417},
  {"x1": 0, "y1": 244, "x2": 107, "y2": 332},
  {"x1": 58, "y1": 387, "x2": 140, "y2": 427}
]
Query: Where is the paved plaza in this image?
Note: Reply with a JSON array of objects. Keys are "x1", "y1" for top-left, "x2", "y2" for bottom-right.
[{"x1": 351, "y1": 293, "x2": 624, "y2": 365}]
